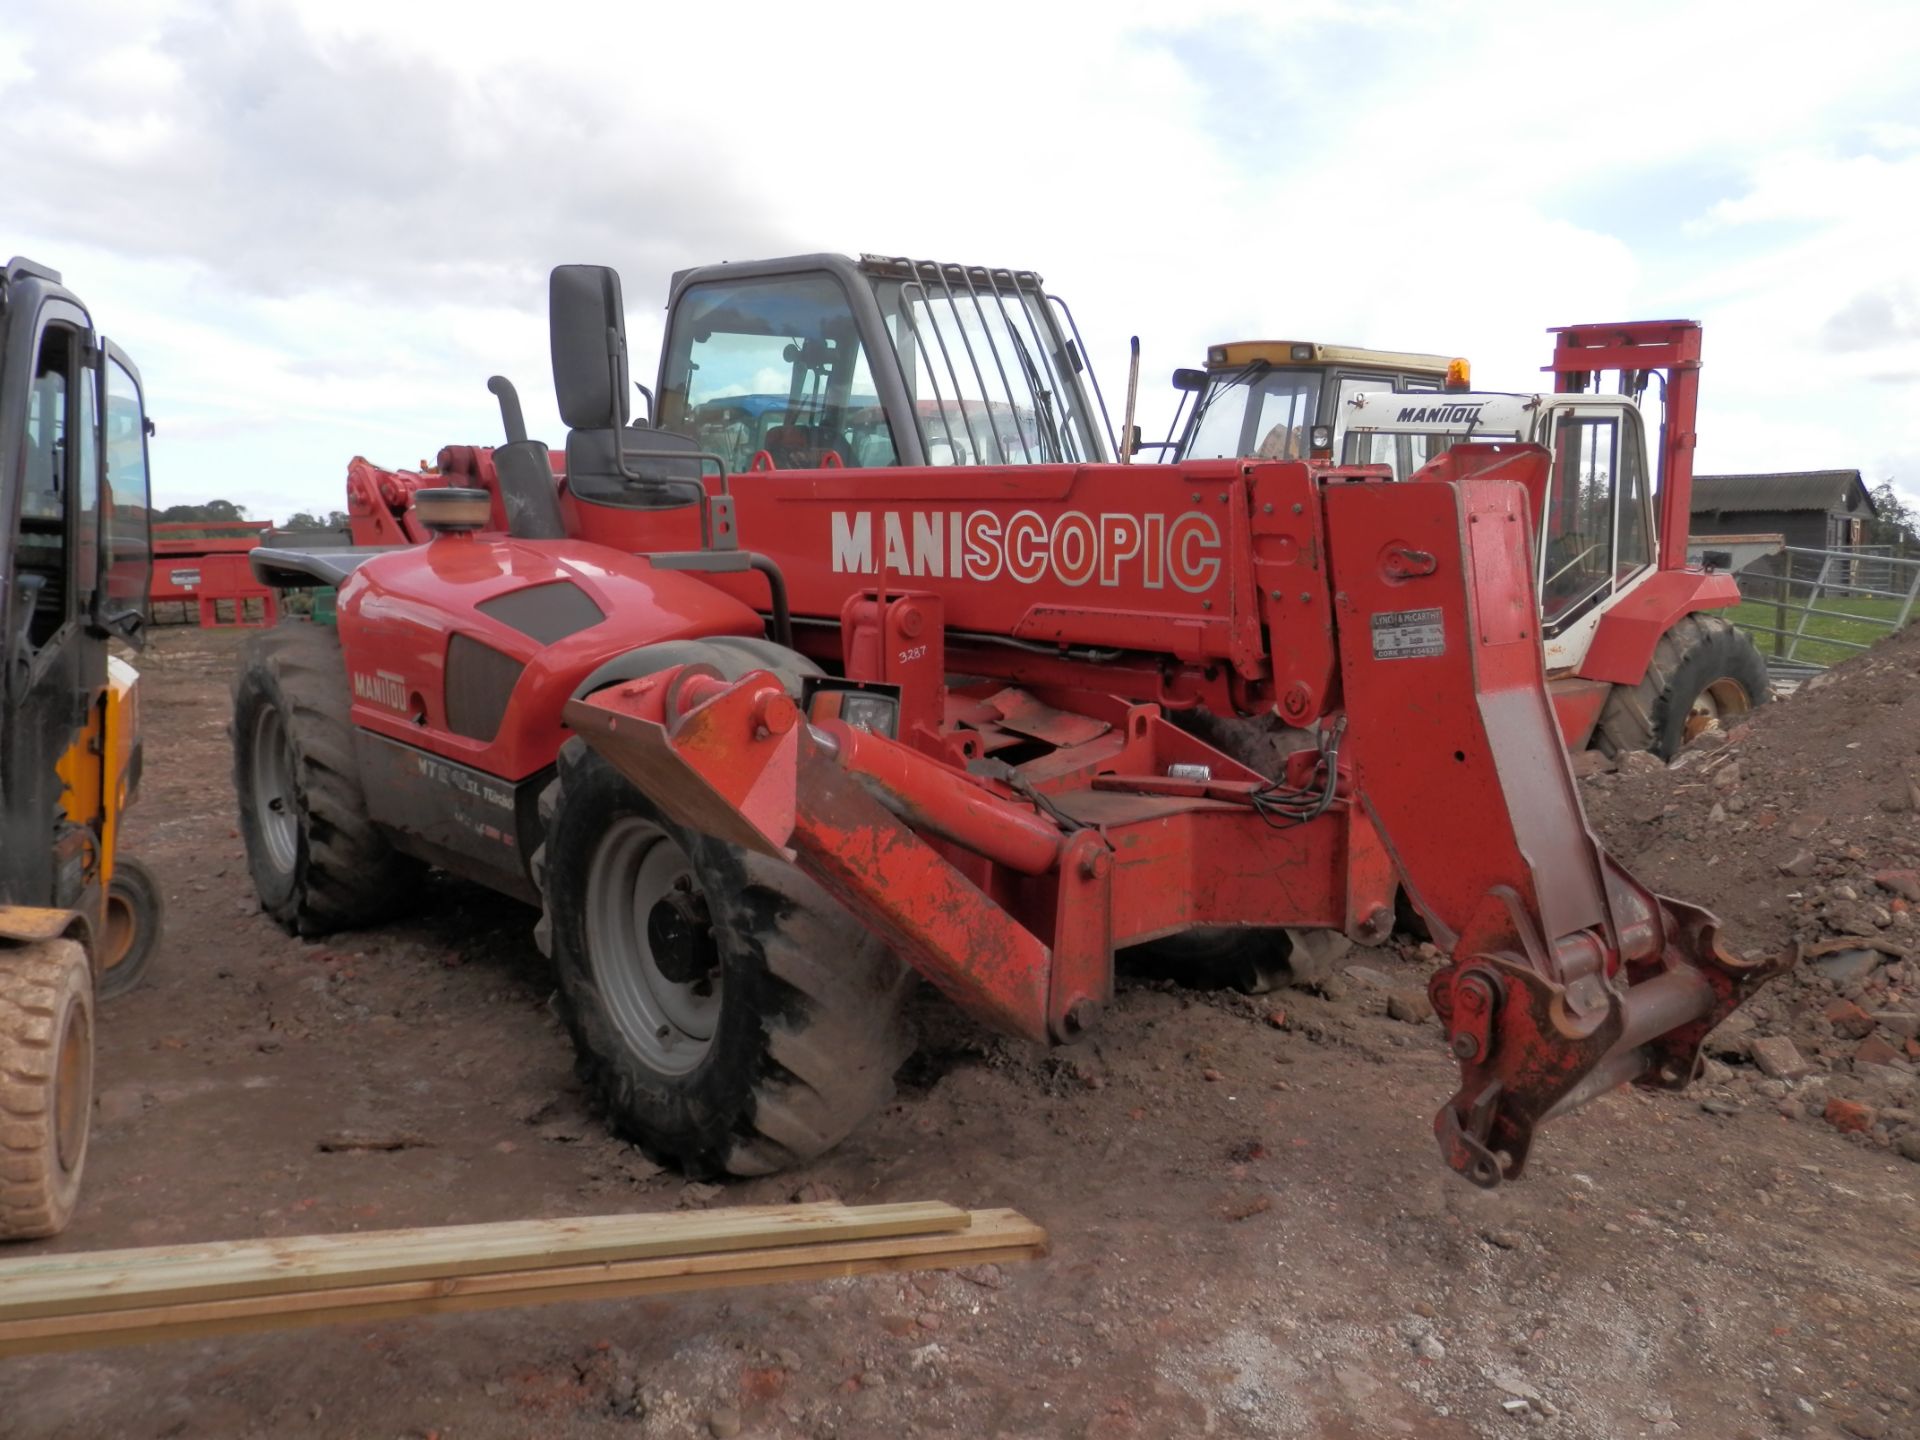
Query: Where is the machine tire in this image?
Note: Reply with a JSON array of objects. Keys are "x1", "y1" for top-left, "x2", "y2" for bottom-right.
[
  {"x1": 0, "y1": 938, "x2": 93, "y2": 1240},
  {"x1": 97, "y1": 855, "x2": 164, "y2": 1001},
  {"x1": 532, "y1": 637, "x2": 912, "y2": 1176},
  {"x1": 536, "y1": 740, "x2": 913, "y2": 1176},
  {"x1": 1592, "y1": 614, "x2": 1769, "y2": 760},
  {"x1": 232, "y1": 624, "x2": 423, "y2": 936}
]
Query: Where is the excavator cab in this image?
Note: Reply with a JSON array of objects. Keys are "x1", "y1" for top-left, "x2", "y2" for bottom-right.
[{"x1": 0, "y1": 256, "x2": 162, "y2": 1239}]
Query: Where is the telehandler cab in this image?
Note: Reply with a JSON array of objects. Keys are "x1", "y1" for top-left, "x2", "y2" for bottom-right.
[
  {"x1": 235, "y1": 259, "x2": 1788, "y2": 1189},
  {"x1": 0, "y1": 256, "x2": 161, "y2": 1239}
]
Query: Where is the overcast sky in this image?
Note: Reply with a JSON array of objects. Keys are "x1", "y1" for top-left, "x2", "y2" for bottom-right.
[{"x1": 6, "y1": 0, "x2": 1919, "y2": 521}]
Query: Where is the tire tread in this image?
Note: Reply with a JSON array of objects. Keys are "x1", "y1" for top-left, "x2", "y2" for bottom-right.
[
  {"x1": 232, "y1": 625, "x2": 423, "y2": 935},
  {"x1": 0, "y1": 939, "x2": 91, "y2": 1240}
]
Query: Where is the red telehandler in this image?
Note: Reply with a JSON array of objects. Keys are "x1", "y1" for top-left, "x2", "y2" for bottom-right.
[{"x1": 234, "y1": 257, "x2": 1788, "y2": 1188}]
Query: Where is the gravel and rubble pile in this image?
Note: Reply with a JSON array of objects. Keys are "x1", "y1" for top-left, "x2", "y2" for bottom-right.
[{"x1": 1580, "y1": 620, "x2": 1920, "y2": 1164}]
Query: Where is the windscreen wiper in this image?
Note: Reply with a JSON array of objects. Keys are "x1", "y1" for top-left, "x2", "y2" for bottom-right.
[
  {"x1": 1006, "y1": 327, "x2": 1065, "y2": 463},
  {"x1": 1185, "y1": 358, "x2": 1272, "y2": 435}
]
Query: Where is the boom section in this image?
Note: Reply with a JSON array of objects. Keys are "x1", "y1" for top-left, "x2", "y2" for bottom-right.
[{"x1": 566, "y1": 447, "x2": 1788, "y2": 1186}]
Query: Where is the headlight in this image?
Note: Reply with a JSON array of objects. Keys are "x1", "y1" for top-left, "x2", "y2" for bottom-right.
[
  {"x1": 803, "y1": 680, "x2": 902, "y2": 739},
  {"x1": 838, "y1": 692, "x2": 900, "y2": 737}
]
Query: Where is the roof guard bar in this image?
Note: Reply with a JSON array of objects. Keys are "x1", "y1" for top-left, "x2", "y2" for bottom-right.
[
  {"x1": 895, "y1": 279, "x2": 974, "y2": 465},
  {"x1": 864, "y1": 255, "x2": 1109, "y2": 466}
]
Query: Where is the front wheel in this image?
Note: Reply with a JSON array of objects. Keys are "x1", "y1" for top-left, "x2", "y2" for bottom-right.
[
  {"x1": 0, "y1": 939, "x2": 94, "y2": 1240},
  {"x1": 1593, "y1": 614, "x2": 1768, "y2": 760},
  {"x1": 535, "y1": 740, "x2": 914, "y2": 1176}
]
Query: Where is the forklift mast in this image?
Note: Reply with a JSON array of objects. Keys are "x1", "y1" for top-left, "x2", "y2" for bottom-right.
[{"x1": 1547, "y1": 320, "x2": 1703, "y2": 575}]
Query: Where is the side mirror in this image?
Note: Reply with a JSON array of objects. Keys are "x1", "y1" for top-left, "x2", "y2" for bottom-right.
[
  {"x1": 1171, "y1": 367, "x2": 1207, "y2": 393},
  {"x1": 550, "y1": 265, "x2": 630, "y2": 430}
]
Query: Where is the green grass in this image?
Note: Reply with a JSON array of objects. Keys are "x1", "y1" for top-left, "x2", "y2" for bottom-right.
[{"x1": 1727, "y1": 592, "x2": 1915, "y2": 668}]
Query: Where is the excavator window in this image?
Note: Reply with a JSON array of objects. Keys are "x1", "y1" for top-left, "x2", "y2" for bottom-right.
[{"x1": 658, "y1": 274, "x2": 897, "y2": 473}]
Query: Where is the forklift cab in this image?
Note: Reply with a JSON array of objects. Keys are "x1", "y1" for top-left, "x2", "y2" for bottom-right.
[
  {"x1": 1339, "y1": 389, "x2": 1658, "y2": 657},
  {"x1": 0, "y1": 255, "x2": 159, "y2": 1238},
  {"x1": 0, "y1": 256, "x2": 153, "y2": 920}
]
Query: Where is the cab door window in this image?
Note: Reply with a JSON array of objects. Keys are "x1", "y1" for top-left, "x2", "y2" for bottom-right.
[
  {"x1": 1614, "y1": 417, "x2": 1652, "y2": 579},
  {"x1": 18, "y1": 324, "x2": 78, "y2": 646},
  {"x1": 101, "y1": 353, "x2": 153, "y2": 619},
  {"x1": 1540, "y1": 414, "x2": 1619, "y2": 626},
  {"x1": 658, "y1": 274, "x2": 896, "y2": 473}
]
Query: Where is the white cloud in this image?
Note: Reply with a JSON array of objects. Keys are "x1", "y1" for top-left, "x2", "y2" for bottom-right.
[{"x1": 2, "y1": 0, "x2": 1917, "y2": 520}]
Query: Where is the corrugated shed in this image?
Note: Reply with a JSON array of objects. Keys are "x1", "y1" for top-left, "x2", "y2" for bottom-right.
[{"x1": 1691, "y1": 470, "x2": 1872, "y2": 515}]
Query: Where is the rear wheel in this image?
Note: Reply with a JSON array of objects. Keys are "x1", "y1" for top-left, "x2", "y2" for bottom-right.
[
  {"x1": 98, "y1": 855, "x2": 164, "y2": 1001},
  {"x1": 232, "y1": 625, "x2": 424, "y2": 935},
  {"x1": 1593, "y1": 613, "x2": 1767, "y2": 760},
  {"x1": 0, "y1": 939, "x2": 93, "y2": 1240},
  {"x1": 533, "y1": 640, "x2": 913, "y2": 1176}
]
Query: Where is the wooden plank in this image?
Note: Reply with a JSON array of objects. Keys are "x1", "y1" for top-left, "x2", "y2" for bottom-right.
[
  {"x1": 0, "y1": 1201, "x2": 970, "y2": 1322},
  {"x1": 0, "y1": 1209, "x2": 1045, "y2": 1357}
]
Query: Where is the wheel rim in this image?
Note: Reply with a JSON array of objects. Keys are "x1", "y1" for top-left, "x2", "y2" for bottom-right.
[
  {"x1": 54, "y1": 997, "x2": 90, "y2": 1173},
  {"x1": 1684, "y1": 677, "x2": 1754, "y2": 743},
  {"x1": 583, "y1": 817, "x2": 719, "y2": 1075},
  {"x1": 251, "y1": 705, "x2": 300, "y2": 874},
  {"x1": 102, "y1": 887, "x2": 136, "y2": 971}
]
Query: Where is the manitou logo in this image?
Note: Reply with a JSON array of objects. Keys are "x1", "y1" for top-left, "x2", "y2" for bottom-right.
[
  {"x1": 1394, "y1": 402, "x2": 1486, "y2": 426},
  {"x1": 351, "y1": 669, "x2": 408, "y2": 711},
  {"x1": 829, "y1": 509, "x2": 1223, "y2": 593}
]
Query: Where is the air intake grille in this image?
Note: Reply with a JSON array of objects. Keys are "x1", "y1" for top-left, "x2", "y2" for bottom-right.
[
  {"x1": 476, "y1": 582, "x2": 605, "y2": 645},
  {"x1": 444, "y1": 634, "x2": 525, "y2": 742}
]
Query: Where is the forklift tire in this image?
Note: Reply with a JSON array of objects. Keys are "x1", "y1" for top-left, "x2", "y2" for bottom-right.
[
  {"x1": 1592, "y1": 614, "x2": 1768, "y2": 761},
  {"x1": 533, "y1": 640, "x2": 913, "y2": 1177},
  {"x1": 97, "y1": 855, "x2": 163, "y2": 1001},
  {"x1": 0, "y1": 938, "x2": 93, "y2": 1240},
  {"x1": 232, "y1": 625, "x2": 424, "y2": 936}
]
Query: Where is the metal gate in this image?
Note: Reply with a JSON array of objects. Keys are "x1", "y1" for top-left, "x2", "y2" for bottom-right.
[{"x1": 1729, "y1": 545, "x2": 1920, "y2": 679}]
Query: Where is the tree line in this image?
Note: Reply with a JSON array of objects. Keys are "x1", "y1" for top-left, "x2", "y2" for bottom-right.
[{"x1": 155, "y1": 501, "x2": 348, "y2": 536}]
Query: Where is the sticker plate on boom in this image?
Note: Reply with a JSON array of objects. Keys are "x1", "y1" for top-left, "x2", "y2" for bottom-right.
[{"x1": 1371, "y1": 607, "x2": 1445, "y2": 659}]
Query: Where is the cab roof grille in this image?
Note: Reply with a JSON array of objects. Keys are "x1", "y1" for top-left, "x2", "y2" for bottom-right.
[{"x1": 858, "y1": 254, "x2": 1047, "y2": 293}]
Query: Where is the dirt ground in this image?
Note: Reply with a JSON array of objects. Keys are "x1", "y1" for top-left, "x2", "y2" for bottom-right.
[{"x1": 2, "y1": 626, "x2": 1916, "y2": 1440}]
